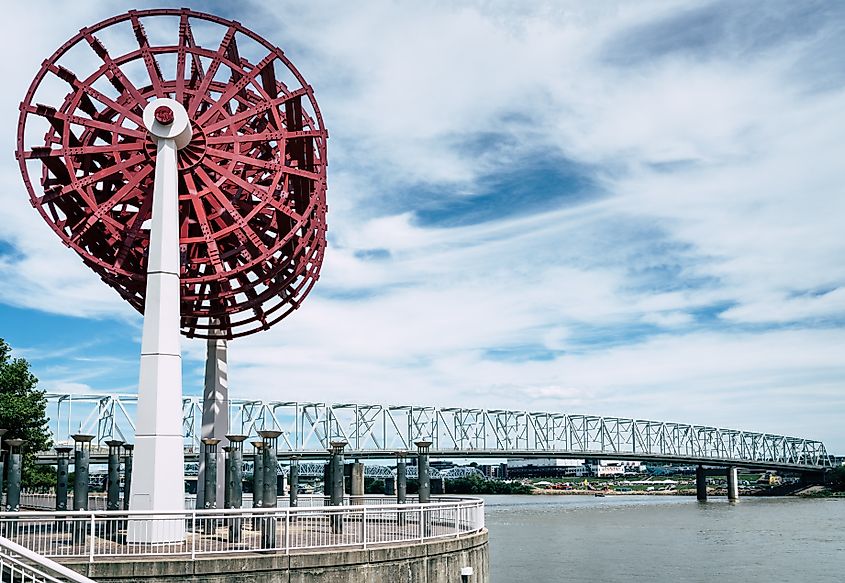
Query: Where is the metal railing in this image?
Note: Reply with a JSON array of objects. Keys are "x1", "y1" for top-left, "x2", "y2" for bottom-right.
[
  {"x1": 19, "y1": 493, "x2": 425, "y2": 511},
  {"x1": 0, "y1": 497, "x2": 484, "y2": 562},
  {"x1": 0, "y1": 536, "x2": 95, "y2": 582}
]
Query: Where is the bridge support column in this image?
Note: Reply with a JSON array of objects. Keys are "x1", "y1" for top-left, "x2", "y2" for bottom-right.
[
  {"x1": 329, "y1": 441, "x2": 347, "y2": 534},
  {"x1": 696, "y1": 465, "x2": 707, "y2": 501},
  {"x1": 288, "y1": 456, "x2": 299, "y2": 508},
  {"x1": 106, "y1": 440, "x2": 123, "y2": 511},
  {"x1": 351, "y1": 461, "x2": 365, "y2": 504},
  {"x1": 197, "y1": 326, "x2": 229, "y2": 511},
  {"x1": 55, "y1": 446, "x2": 72, "y2": 511},
  {"x1": 396, "y1": 451, "x2": 407, "y2": 504},
  {"x1": 726, "y1": 466, "x2": 739, "y2": 501},
  {"x1": 416, "y1": 440, "x2": 432, "y2": 504}
]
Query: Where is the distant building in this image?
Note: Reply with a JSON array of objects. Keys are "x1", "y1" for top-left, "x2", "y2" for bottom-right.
[
  {"x1": 506, "y1": 458, "x2": 589, "y2": 478},
  {"x1": 506, "y1": 458, "x2": 645, "y2": 478}
]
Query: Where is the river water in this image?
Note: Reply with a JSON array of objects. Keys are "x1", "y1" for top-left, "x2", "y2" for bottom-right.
[{"x1": 483, "y1": 495, "x2": 844, "y2": 583}]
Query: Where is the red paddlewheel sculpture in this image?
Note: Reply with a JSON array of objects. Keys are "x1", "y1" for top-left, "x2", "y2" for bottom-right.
[{"x1": 16, "y1": 9, "x2": 328, "y2": 338}]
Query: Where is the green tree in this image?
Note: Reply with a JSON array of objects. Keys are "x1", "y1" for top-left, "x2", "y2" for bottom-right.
[{"x1": 0, "y1": 338, "x2": 53, "y2": 488}]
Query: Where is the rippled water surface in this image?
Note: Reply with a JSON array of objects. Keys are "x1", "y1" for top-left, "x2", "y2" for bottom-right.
[{"x1": 483, "y1": 495, "x2": 845, "y2": 583}]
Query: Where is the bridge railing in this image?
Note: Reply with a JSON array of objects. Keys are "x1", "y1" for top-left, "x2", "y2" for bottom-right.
[
  {"x1": 0, "y1": 497, "x2": 485, "y2": 562},
  {"x1": 45, "y1": 393, "x2": 831, "y2": 468}
]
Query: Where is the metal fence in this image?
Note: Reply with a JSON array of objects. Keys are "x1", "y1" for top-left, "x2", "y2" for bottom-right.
[
  {"x1": 0, "y1": 536, "x2": 95, "y2": 583},
  {"x1": 0, "y1": 497, "x2": 484, "y2": 562},
  {"x1": 18, "y1": 493, "x2": 425, "y2": 511}
]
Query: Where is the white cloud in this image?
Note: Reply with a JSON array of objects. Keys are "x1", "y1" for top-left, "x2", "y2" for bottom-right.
[{"x1": 1, "y1": 1, "x2": 843, "y2": 451}]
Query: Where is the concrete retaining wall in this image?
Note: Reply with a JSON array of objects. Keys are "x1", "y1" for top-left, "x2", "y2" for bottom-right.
[{"x1": 64, "y1": 531, "x2": 489, "y2": 583}]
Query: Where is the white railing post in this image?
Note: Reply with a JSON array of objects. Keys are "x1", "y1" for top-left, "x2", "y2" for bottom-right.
[
  {"x1": 285, "y1": 509, "x2": 290, "y2": 555},
  {"x1": 419, "y1": 505, "x2": 424, "y2": 542},
  {"x1": 362, "y1": 506, "x2": 367, "y2": 549},
  {"x1": 88, "y1": 513, "x2": 95, "y2": 563},
  {"x1": 191, "y1": 510, "x2": 197, "y2": 559}
]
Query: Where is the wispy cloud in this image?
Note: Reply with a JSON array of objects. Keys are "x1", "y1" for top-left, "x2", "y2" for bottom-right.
[{"x1": 1, "y1": 1, "x2": 843, "y2": 450}]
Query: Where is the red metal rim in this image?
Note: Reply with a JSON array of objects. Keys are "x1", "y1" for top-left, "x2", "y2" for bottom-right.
[{"x1": 16, "y1": 8, "x2": 328, "y2": 339}]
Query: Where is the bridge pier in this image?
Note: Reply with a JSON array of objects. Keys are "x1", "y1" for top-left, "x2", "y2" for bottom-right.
[
  {"x1": 696, "y1": 465, "x2": 707, "y2": 501},
  {"x1": 726, "y1": 466, "x2": 739, "y2": 501}
]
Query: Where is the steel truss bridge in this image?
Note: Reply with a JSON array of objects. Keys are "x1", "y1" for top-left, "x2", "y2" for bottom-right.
[{"x1": 44, "y1": 393, "x2": 832, "y2": 472}]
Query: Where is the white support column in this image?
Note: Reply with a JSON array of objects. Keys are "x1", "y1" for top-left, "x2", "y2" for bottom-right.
[
  {"x1": 128, "y1": 98, "x2": 192, "y2": 543},
  {"x1": 197, "y1": 324, "x2": 229, "y2": 509}
]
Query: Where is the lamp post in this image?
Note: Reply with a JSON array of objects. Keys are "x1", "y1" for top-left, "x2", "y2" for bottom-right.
[
  {"x1": 71, "y1": 434, "x2": 94, "y2": 511},
  {"x1": 224, "y1": 434, "x2": 246, "y2": 543},
  {"x1": 328, "y1": 440, "x2": 347, "y2": 534},
  {"x1": 258, "y1": 430, "x2": 282, "y2": 509},
  {"x1": 71, "y1": 434, "x2": 94, "y2": 545},
  {"x1": 201, "y1": 438, "x2": 221, "y2": 510},
  {"x1": 288, "y1": 456, "x2": 300, "y2": 508},
  {"x1": 395, "y1": 451, "x2": 408, "y2": 504},
  {"x1": 4, "y1": 439, "x2": 24, "y2": 513},
  {"x1": 258, "y1": 430, "x2": 282, "y2": 549},
  {"x1": 105, "y1": 440, "x2": 124, "y2": 511},
  {"x1": 121, "y1": 444, "x2": 134, "y2": 511},
  {"x1": 0, "y1": 429, "x2": 7, "y2": 500},
  {"x1": 251, "y1": 440, "x2": 264, "y2": 511},
  {"x1": 415, "y1": 440, "x2": 432, "y2": 504},
  {"x1": 55, "y1": 445, "x2": 73, "y2": 511}
]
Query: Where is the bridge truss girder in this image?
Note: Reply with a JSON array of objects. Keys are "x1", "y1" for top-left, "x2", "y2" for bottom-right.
[{"x1": 45, "y1": 393, "x2": 831, "y2": 471}]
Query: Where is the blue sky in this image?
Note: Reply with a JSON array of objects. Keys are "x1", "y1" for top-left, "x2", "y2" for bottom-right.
[{"x1": 1, "y1": 1, "x2": 843, "y2": 452}]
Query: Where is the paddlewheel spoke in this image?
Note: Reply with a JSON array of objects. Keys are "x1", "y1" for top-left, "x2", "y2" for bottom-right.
[{"x1": 17, "y1": 8, "x2": 328, "y2": 339}]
